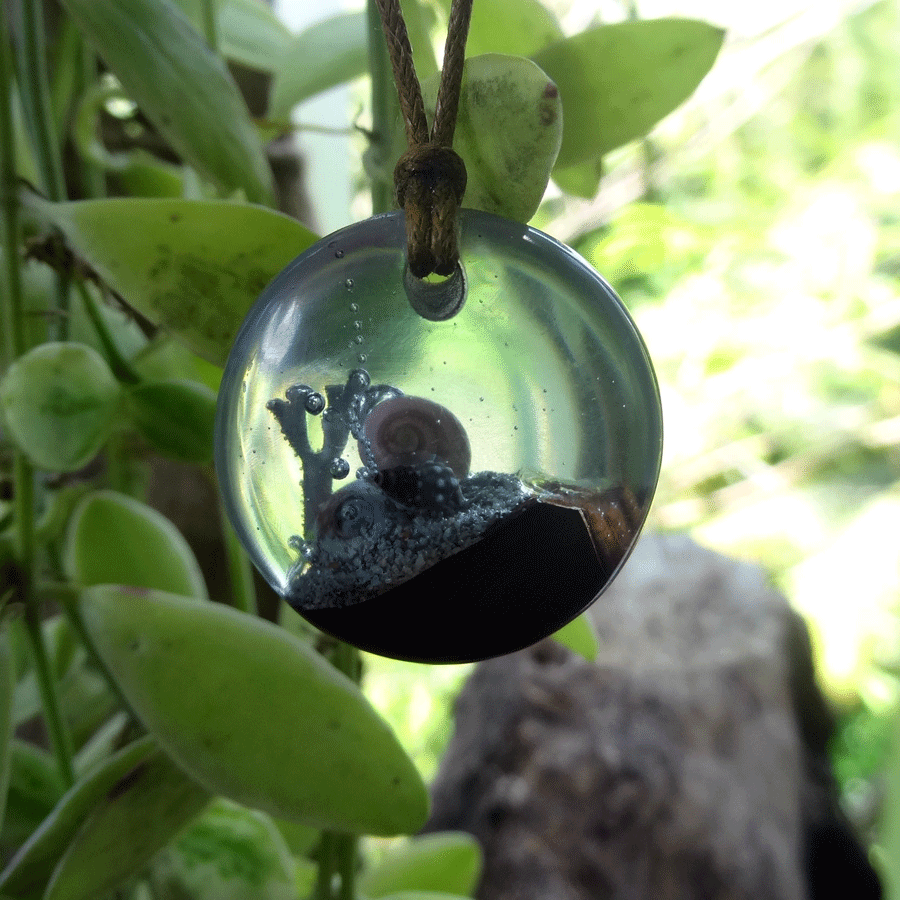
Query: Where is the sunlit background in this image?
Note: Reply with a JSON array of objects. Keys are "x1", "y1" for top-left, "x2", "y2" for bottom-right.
[{"x1": 277, "y1": 0, "x2": 900, "y2": 846}]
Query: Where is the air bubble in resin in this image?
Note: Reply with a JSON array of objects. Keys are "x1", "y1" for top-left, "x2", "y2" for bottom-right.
[{"x1": 216, "y1": 209, "x2": 662, "y2": 662}]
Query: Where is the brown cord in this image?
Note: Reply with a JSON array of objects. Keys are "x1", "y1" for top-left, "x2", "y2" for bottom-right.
[{"x1": 375, "y1": 0, "x2": 473, "y2": 278}]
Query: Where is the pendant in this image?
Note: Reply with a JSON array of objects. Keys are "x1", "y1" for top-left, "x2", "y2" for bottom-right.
[{"x1": 215, "y1": 209, "x2": 662, "y2": 663}]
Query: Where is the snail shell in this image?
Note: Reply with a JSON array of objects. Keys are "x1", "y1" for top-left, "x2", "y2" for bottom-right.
[
  {"x1": 360, "y1": 396, "x2": 471, "y2": 477},
  {"x1": 315, "y1": 480, "x2": 393, "y2": 541}
]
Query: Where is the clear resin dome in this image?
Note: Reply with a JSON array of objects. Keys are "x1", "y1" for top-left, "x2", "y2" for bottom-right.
[{"x1": 216, "y1": 209, "x2": 662, "y2": 662}]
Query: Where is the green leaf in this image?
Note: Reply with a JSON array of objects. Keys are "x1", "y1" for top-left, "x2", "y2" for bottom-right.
[
  {"x1": 1, "y1": 250, "x2": 55, "y2": 348},
  {"x1": 0, "y1": 628, "x2": 13, "y2": 836},
  {"x1": 533, "y1": 18, "x2": 725, "y2": 167},
  {"x1": 73, "y1": 712, "x2": 131, "y2": 776},
  {"x1": 272, "y1": 817, "x2": 319, "y2": 856},
  {"x1": 411, "y1": 54, "x2": 561, "y2": 222},
  {"x1": 126, "y1": 379, "x2": 217, "y2": 463},
  {"x1": 219, "y1": 0, "x2": 291, "y2": 73},
  {"x1": 171, "y1": 0, "x2": 291, "y2": 73},
  {"x1": 132, "y1": 337, "x2": 223, "y2": 394},
  {"x1": 0, "y1": 342, "x2": 121, "y2": 472},
  {"x1": 150, "y1": 798, "x2": 297, "y2": 900},
  {"x1": 79, "y1": 586, "x2": 429, "y2": 835},
  {"x1": 269, "y1": 12, "x2": 367, "y2": 117},
  {"x1": 26, "y1": 196, "x2": 318, "y2": 366},
  {"x1": 59, "y1": 0, "x2": 274, "y2": 203},
  {"x1": 7, "y1": 741, "x2": 66, "y2": 814},
  {"x1": 0, "y1": 740, "x2": 65, "y2": 855},
  {"x1": 64, "y1": 490, "x2": 208, "y2": 599},
  {"x1": 551, "y1": 613, "x2": 599, "y2": 661},
  {"x1": 359, "y1": 832, "x2": 482, "y2": 898},
  {"x1": 43, "y1": 747, "x2": 210, "y2": 900},
  {"x1": 58, "y1": 667, "x2": 120, "y2": 751},
  {"x1": 437, "y1": 0, "x2": 562, "y2": 58},
  {"x1": 0, "y1": 737, "x2": 157, "y2": 899},
  {"x1": 551, "y1": 156, "x2": 603, "y2": 199},
  {"x1": 13, "y1": 662, "x2": 116, "y2": 747}
]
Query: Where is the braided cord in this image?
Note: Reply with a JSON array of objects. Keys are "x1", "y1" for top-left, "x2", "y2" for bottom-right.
[{"x1": 374, "y1": 0, "x2": 474, "y2": 278}]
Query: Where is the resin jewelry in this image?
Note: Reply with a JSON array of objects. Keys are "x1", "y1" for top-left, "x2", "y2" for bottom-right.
[{"x1": 215, "y1": 208, "x2": 663, "y2": 663}]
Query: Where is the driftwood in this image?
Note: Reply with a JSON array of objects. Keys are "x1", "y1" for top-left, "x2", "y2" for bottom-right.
[{"x1": 423, "y1": 534, "x2": 881, "y2": 900}]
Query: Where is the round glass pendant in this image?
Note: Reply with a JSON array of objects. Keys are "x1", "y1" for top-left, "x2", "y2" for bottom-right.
[{"x1": 215, "y1": 208, "x2": 662, "y2": 663}]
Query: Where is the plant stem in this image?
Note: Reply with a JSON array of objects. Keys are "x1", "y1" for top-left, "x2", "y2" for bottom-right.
[
  {"x1": 0, "y1": 18, "x2": 26, "y2": 370},
  {"x1": 313, "y1": 831, "x2": 337, "y2": 900},
  {"x1": 315, "y1": 638, "x2": 363, "y2": 900},
  {"x1": 23, "y1": 589, "x2": 75, "y2": 787},
  {"x1": 367, "y1": 0, "x2": 398, "y2": 215},
  {"x1": 220, "y1": 502, "x2": 256, "y2": 615},
  {"x1": 335, "y1": 833, "x2": 357, "y2": 900},
  {"x1": 73, "y1": 36, "x2": 105, "y2": 198},
  {"x1": 14, "y1": 0, "x2": 65, "y2": 202},
  {"x1": 14, "y1": 0, "x2": 69, "y2": 339},
  {"x1": 2, "y1": 8, "x2": 75, "y2": 788}
]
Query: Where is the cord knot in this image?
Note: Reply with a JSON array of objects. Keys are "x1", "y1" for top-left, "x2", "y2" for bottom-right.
[{"x1": 394, "y1": 144, "x2": 467, "y2": 279}]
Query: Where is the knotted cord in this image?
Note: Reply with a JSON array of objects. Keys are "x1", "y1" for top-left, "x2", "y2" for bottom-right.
[{"x1": 375, "y1": 0, "x2": 474, "y2": 278}]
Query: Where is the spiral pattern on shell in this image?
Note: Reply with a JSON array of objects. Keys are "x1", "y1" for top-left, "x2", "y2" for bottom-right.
[
  {"x1": 315, "y1": 480, "x2": 392, "y2": 541},
  {"x1": 359, "y1": 396, "x2": 471, "y2": 478}
]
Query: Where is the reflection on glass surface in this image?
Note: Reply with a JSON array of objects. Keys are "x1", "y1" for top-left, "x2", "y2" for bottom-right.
[{"x1": 216, "y1": 209, "x2": 662, "y2": 662}]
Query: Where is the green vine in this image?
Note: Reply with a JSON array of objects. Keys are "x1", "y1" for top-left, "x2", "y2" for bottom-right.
[{"x1": 2, "y1": 0, "x2": 75, "y2": 789}]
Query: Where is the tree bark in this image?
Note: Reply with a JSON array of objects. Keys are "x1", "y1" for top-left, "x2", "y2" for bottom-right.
[{"x1": 424, "y1": 534, "x2": 881, "y2": 900}]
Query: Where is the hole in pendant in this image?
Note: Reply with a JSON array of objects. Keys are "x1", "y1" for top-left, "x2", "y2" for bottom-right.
[{"x1": 404, "y1": 261, "x2": 467, "y2": 321}]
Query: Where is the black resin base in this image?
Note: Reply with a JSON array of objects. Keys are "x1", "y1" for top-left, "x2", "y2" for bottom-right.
[{"x1": 298, "y1": 501, "x2": 615, "y2": 663}]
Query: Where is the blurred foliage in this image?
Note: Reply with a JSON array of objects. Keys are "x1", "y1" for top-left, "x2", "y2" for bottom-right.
[
  {"x1": 365, "y1": 0, "x2": 900, "y2": 872},
  {"x1": 574, "y1": 0, "x2": 900, "y2": 700}
]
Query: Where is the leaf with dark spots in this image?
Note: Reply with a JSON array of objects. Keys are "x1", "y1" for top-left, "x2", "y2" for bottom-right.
[
  {"x1": 407, "y1": 54, "x2": 563, "y2": 223},
  {"x1": 28, "y1": 196, "x2": 318, "y2": 366}
]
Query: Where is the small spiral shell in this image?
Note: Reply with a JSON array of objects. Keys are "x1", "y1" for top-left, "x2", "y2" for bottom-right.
[
  {"x1": 315, "y1": 480, "x2": 391, "y2": 541},
  {"x1": 360, "y1": 396, "x2": 471, "y2": 477}
]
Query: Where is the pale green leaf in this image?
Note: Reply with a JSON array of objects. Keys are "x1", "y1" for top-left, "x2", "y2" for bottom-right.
[
  {"x1": 26, "y1": 195, "x2": 318, "y2": 366},
  {"x1": 552, "y1": 613, "x2": 599, "y2": 661},
  {"x1": 151, "y1": 799, "x2": 297, "y2": 900},
  {"x1": 0, "y1": 739, "x2": 65, "y2": 854},
  {"x1": 43, "y1": 747, "x2": 210, "y2": 900},
  {"x1": 79, "y1": 586, "x2": 429, "y2": 835},
  {"x1": 0, "y1": 343, "x2": 121, "y2": 472},
  {"x1": 270, "y1": 12, "x2": 367, "y2": 117},
  {"x1": 60, "y1": 0, "x2": 274, "y2": 203},
  {"x1": 126, "y1": 379, "x2": 217, "y2": 463},
  {"x1": 436, "y1": 0, "x2": 562, "y2": 58},
  {"x1": 171, "y1": 0, "x2": 291, "y2": 72},
  {"x1": 552, "y1": 156, "x2": 604, "y2": 199},
  {"x1": 64, "y1": 490, "x2": 208, "y2": 599},
  {"x1": 409, "y1": 54, "x2": 562, "y2": 222},
  {"x1": 533, "y1": 18, "x2": 725, "y2": 167},
  {"x1": 359, "y1": 832, "x2": 482, "y2": 898},
  {"x1": 0, "y1": 737, "x2": 157, "y2": 899}
]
